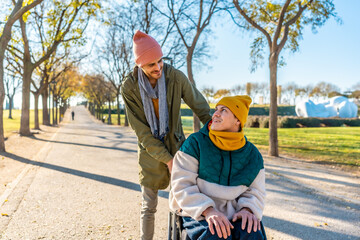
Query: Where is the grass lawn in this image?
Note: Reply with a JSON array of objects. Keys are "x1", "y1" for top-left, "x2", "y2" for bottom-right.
[
  {"x1": 107, "y1": 114, "x2": 126, "y2": 125},
  {"x1": 3, "y1": 109, "x2": 44, "y2": 137},
  {"x1": 181, "y1": 116, "x2": 360, "y2": 167}
]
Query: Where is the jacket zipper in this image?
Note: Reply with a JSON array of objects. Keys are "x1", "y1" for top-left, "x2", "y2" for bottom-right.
[{"x1": 228, "y1": 152, "x2": 232, "y2": 186}]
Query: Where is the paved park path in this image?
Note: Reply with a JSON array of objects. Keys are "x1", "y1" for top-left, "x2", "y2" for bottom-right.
[{"x1": 0, "y1": 106, "x2": 359, "y2": 239}]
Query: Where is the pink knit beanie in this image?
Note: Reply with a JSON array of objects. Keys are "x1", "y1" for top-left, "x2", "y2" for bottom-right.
[{"x1": 133, "y1": 30, "x2": 163, "y2": 67}]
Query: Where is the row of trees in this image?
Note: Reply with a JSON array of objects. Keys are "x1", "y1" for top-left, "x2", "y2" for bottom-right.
[
  {"x1": 81, "y1": 73, "x2": 129, "y2": 126},
  {"x1": 1, "y1": 0, "x2": 339, "y2": 157},
  {"x1": 202, "y1": 81, "x2": 360, "y2": 105},
  {"x1": 0, "y1": 0, "x2": 101, "y2": 151}
]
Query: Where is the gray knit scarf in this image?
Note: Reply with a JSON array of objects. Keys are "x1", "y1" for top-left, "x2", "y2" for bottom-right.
[{"x1": 138, "y1": 67, "x2": 169, "y2": 141}]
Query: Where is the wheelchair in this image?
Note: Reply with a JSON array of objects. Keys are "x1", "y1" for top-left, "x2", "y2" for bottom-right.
[
  {"x1": 167, "y1": 211, "x2": 189, "y2": 240},
  {"x1": 167, "y1": 211, "x2": 267, "y2": 240}
]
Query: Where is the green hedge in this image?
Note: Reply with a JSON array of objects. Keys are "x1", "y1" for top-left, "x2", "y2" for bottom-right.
[
  {"x1": 246, "y1": 116, "x2": 360, "y2": 128},
  {"x1": 248, "y1": 106, "x2": 296, "y2": 116},
  {"x1": 181, "y1": 106, "x2": 296, "y2": 117},
  {"x1": 99, "y1": 109, "x2": 125, "y2": 114}
]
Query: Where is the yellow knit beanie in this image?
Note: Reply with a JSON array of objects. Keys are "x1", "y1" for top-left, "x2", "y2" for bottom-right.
[{"x1": 216, "y1": 95, "x2": 252, "y2": 128}]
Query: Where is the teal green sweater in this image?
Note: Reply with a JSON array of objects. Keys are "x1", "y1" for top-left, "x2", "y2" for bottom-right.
[{"x1": 180, "y1": 121, "x2": 264, "y2": 187}]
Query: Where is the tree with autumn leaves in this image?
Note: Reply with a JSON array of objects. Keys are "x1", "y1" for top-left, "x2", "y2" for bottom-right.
[
  {"x1": 0, "y1": 0, "x2": 43, "y2": 151},
  {"x1": 51, "y1": 67, "x2": 82, "y2": 125},
  {"x1": 81, "y1": 73, "x2": 115, "y2": 122},
  {"x1": 7, "y1": 0, "x2": 100, "y2": 136},
  {"x1": 0, "y1": 0, "x2": 101, "y2": 152}
]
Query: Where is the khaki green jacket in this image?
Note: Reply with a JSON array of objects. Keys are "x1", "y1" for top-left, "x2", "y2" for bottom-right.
[{"x1": 121, "y1": 63, "x2": 211, "y2": 190}]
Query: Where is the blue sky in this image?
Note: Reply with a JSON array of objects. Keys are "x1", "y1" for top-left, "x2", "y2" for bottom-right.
[{"x1": 193, "y1": 0, "x2": 360, "y2": 94}]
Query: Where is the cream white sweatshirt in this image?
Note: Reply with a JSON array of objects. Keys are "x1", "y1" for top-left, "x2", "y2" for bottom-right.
[{"x1": 169, "y1": 151, "x2": 266, "y2": 221}]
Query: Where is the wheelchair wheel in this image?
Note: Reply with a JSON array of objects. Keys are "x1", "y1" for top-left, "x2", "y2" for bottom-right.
[{"x1": 168, "y1": 211, "x2": 189, "y2": 240}]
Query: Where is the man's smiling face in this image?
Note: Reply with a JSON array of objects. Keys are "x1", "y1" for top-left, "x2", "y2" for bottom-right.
[{"x1": 211, "y1": 105, "x2": 241, "y2": 132}]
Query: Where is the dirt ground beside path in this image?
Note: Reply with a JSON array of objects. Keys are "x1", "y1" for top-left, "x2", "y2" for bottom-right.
[
  {"x1": 0, "y1": 109, "x2": 74, "y2": 202},
  {"x1": 0, "y1": 125, "x2": 59, "y2": 201}
]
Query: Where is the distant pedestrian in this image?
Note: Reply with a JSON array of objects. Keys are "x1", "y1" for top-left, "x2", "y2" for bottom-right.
[
  {"x1": 71, "y1": 110, "x2": 75, "y2": 120},
  {"x1": 121, "y1": 30, "x2": 211, "y2": 240}
]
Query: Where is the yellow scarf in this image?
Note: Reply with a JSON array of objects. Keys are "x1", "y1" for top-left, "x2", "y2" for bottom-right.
[{"x1": 208, "y1": 122, "x2": 246, "y2": 151}]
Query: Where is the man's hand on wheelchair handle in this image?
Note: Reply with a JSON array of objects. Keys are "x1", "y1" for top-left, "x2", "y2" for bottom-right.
[{"x1": 202, "y1": 206, "x2": 234, "y2": 239}]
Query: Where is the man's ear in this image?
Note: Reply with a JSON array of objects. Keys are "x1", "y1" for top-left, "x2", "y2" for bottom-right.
[{"x1": 236, "y1": 119, "x2": 241, "y2": 132}]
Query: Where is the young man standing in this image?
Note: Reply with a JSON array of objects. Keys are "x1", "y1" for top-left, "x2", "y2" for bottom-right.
[
  {"x1": 121, "y1": 30, "x2": 211, "y2": 240},
  {"x1": 170, "y1": 95, "x2": 266, "y2": 240}
]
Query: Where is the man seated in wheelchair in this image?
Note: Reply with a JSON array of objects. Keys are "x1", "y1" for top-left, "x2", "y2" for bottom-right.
[{"x1": 170, "y1": 95, "x2": 265, "y2": 240}]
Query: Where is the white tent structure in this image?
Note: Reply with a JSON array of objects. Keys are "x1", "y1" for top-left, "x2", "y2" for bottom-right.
[{"x1": 295, "y1": 96, "x2": 358, "y2": 118}]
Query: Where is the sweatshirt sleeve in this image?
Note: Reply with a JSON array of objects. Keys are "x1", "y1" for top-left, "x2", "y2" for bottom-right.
[
  {"x1": 170, "y1": 150, "x2": 216, "y2": 220},
  {"x1": 236, "y1": 169, "x2": 266, "y2": 220},
  {"x1": 121, "y1": 79, "x2": 172, "y2": 163}
]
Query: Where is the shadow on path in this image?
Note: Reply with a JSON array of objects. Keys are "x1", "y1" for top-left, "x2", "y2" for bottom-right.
[
  {"x1": 0, "y1": 152, "x2": 169, "y2": 199},
  {"x1": 266, "y1": 163, "x2": 359, "y2": 188},
  {"x1": 32, "y1": 137, "x2": 137, "y2": 153},
  {"x1": 263, "y1": 215, "x2": 358, "y2": 240}
]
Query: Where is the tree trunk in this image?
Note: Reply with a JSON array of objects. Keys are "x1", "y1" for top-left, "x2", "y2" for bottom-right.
[
  {"x1": 116, "y1": 95, "x2": 121, "y2": 125},
  {"x1": 52, "y1": 95, "x2": 55, "y2": 125},
  {"x1": 60, "y1": 105, "x2": 64, "y2": 122},
  {"x1": 0, "y1": 1, "x2": 23, "y2": 151},
  {"x1": 55, "y1": 98, "x2": 58, "y2": 125},
  {"x1": 124, "y1": 107, "x2": 129, "y2": 126},
  {"x1": 42, "y1": 91, "x2": 50, "y2": 125},
  {"x1": 268, "y1": 52, "x2": 279, "y2": 157},
  {"x1": 8, "y1": 95, "x2": 13, "y2": 119},
  {"x1": 0, "y1": 0, "x2": 42, "y2": 150},
  {"x1": 108, "y1": 100, "x2": 112, "y2": 124},
  {"x1": 34, "y1": 93, "x2": 40, "y2": 129},
  {"x1": 101, "y1": 106, "x2": 104, "y2": 122},
  {"x1": 0, "y1": 52, "x2": 6, "y2": 151},
  {"x1": 48, "y1": 88, "x2": 51, "y2": 123},
  {"x1": 20, "y1": 64, "x2": 32, "y2": 136},
  {"x1": 186, "y1": 51, "x2": 201, "y2": 132}
]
